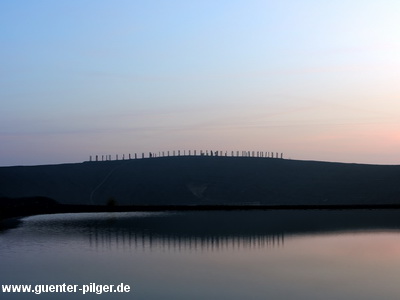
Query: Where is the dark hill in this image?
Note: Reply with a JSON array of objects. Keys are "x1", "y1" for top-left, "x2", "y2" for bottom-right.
[{"x1": 0, "y1": 156, "x2": 400, "y2": 206}]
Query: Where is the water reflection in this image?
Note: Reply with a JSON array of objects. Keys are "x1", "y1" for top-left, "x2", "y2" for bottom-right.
[
  {"x1": 87, "y1": 229, "x2": 285, "y2": 251},
  {"x1": 8, "y1": 209, "x2": 400, "y2": 252},
  {"x1": 3, "y1": 210, "x2": 400, "y2": 300}
]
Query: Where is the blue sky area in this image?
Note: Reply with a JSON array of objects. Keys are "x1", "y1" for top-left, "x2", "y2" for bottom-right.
[{"x1": 1, "y1": 0, "x2": 400, "y2": 165}]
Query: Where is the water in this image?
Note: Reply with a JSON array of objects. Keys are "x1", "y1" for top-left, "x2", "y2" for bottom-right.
[{"x1": 1, "y1": 210, "x2": 400, "y2": 299}]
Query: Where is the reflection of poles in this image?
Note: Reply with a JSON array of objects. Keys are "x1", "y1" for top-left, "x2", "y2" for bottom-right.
[{"x1": 87, "y1": 229, "x2": 285, "y2": 251}]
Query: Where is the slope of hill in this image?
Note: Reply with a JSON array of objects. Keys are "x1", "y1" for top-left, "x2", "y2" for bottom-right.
[{"x1": 1, "y1": 156, "x2": 400, "y2": 206}]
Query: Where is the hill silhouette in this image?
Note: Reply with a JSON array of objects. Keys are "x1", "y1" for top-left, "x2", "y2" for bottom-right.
[{"x1": 1, "y1": 156, "x2": 400, "y2": 207}]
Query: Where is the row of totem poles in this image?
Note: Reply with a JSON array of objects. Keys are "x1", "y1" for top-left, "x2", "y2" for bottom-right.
[{"x1": 89, "y1": 150, "x2": 284, "y2": 162}]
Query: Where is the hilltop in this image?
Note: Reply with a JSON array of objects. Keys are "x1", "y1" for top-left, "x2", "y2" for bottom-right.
[{"x1": 1, "y1": 156, "x2": 400, "y2": 207}]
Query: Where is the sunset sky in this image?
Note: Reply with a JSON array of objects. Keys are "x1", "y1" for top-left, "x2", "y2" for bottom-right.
[{"x1": 1, "y1": 0, "x2": 400, "y2": 166}]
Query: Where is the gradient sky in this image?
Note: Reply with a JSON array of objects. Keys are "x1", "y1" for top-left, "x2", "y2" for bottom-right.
[{"x1": 1, "y1": 0, "x2": 400, "y2": 166}]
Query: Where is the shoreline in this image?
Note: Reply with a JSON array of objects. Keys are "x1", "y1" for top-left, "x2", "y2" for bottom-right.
[{"x1": 3, "y1": 203, "x2": 400, "y2": 220}]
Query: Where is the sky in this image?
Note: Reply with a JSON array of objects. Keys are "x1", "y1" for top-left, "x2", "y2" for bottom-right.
[{"x1": 1, "y1": 0, "x2": 400, "y2": 166}]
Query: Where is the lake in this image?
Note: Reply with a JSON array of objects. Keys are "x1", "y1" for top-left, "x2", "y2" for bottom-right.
[{"x1": 1, "y1": 210, "x2": 400, "y2": 299}]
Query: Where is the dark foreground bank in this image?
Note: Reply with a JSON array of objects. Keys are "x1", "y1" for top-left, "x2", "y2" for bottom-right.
[{"x1": 1, "y1": 156, "x2": 400, "y2": 208}]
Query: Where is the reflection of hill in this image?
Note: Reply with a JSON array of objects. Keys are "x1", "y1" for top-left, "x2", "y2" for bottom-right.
[
  {"x1": 16, "y1": 210, "x2": 400, "y2": 251},
  {"x1": 1, "y1": 156, "x2": 400, "y2": 206}
]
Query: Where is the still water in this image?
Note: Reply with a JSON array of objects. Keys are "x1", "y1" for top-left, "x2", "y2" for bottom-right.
[{"x1": 1, "y1": 210, "x2": 400, "y2": 299}]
